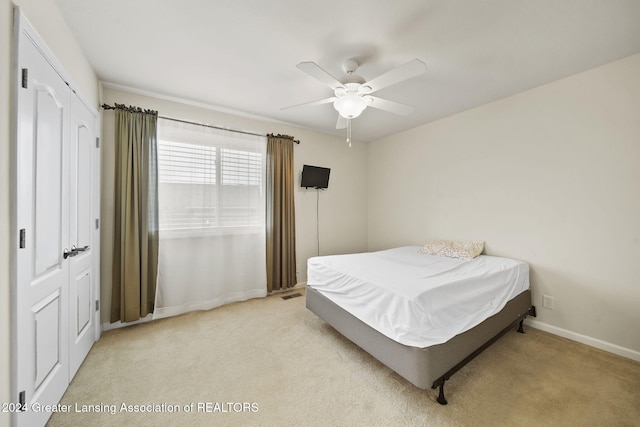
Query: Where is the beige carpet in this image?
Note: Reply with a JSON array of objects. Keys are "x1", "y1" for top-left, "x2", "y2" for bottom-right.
[{"x1": 48, "y1": 288, "x2": 640, "y2": 427}]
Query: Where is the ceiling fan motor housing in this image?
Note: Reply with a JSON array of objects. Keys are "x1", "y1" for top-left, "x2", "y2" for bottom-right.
[
  {"x1": 342, "y1": 58, "x2": 359, "y2": 75},
  {"x1": 341, "y1": 59, "x2": 366, "y2": 84}
]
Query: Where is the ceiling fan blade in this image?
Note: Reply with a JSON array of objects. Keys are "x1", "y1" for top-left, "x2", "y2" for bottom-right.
[
  {"x1": 297, "y1": 62, "x2": 345, "y2": 90},
  {"x1": 281, "y1": 97, "x2": 337, "y2": 110},
  {"x1": 336, "y1": 115, "x2": 347, "y2": 129},
  {"x1": 368, "y1": 96, "x2": 415, "y2": 115},
  {"x1": 363, "y1": 59, "x2": 426, "y2": 93}
]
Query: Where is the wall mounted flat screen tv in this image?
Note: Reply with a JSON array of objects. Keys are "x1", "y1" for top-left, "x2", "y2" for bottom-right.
[{"x1": 301, "y1": 165, "x2": 330, "y2": 189}]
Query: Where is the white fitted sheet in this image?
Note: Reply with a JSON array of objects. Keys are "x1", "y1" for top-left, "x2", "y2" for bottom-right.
[{"x1": 306, "y1": 246, "x2": 530, "y2": 348}]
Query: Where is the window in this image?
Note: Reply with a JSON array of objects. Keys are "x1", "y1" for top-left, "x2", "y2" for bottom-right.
[
  {"x1": 157, "y1": 118, "x2": 266, "y2": 235},
  {"x1": 154, "y1": 118, "x2": 268, "y2": 319}
]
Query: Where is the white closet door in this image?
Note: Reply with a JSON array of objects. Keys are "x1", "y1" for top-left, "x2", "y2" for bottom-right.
[
  {"x1": 13, "y1": 9, "x2": 100, "y2": 427},
  {"x1": 68, "y1": 93, "x2": 99, "y2": 380},
  {"x1": 14, "y1": 19, "x2": 71, "y2": 427}
]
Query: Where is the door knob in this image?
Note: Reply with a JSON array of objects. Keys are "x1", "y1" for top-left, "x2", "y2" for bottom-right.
[{"x1": 64, "y1": 245, "x2": 90, "y2": 259}]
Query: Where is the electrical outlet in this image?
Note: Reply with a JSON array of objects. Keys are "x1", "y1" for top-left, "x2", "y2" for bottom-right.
[{"x1": 543, "y1": 295, "x2": 554, "y2": 310}]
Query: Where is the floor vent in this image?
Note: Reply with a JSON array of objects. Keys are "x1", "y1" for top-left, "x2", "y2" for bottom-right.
[{"x1": 281, "y1": 292, "x2": 303, "y2": 300}]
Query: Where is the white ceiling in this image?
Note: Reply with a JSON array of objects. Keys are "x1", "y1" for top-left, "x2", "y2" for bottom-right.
[{"x1": 55, "y1": 0, "x2": 640, "y2": 142}]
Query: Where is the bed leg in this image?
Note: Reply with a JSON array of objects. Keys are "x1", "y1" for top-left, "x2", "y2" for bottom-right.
[
  {"x1": 517, "y1": 319, "x2": 525, "y2": 334},
  {"x1": 437, "y1": 382, "x2": 448, "y2": 405}
]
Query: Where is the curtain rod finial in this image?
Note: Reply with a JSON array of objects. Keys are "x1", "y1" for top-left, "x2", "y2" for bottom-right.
[{"x1": 267, "y1": 133, "x2": 300, "y2": 144}]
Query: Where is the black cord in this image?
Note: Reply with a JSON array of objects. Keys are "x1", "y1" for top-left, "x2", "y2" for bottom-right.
[{"x1": 316, "y1": 188, "x2": 320, "y2": 256}]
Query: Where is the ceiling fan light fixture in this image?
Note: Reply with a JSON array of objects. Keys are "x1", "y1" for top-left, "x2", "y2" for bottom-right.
[{"x1": 334, "y1": 93, "x2": 368, "y2": 119}]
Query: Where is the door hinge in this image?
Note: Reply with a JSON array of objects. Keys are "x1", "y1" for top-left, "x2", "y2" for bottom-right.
[
  {"x1": 19, "y1": 229, "x2": 26, "y2": 248},
  {"x1": 95, "y1": 300, "x2": 100, "y2": 312},
  {"x1": 96, "y1": 137, "x2": 100, "y2": 148},
  {"x1": 21, "y1": 68, "x2": 28, "y2": 88},
  {"x1": 19, "y1": 390, "x2": 26, "y2": 411},
  {"x1": 95, "y1": 218, "x2": 100, "y2": 229}
]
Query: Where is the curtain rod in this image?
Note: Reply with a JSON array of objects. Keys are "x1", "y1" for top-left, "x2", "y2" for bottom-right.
[
  {"x1": 101, "y1": 103, "x2": 300, "y2": 143},
  {"x1": 101, "y1": 103, "x2": 157, "y2": 115}
]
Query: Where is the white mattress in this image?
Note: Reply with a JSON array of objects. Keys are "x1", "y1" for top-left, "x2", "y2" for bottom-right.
[{"x1": 306, "y1": 246, "x2": 530, "y2": 348}]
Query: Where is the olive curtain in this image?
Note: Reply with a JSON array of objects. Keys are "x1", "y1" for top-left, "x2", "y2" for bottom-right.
[
  {"x1": 266, "y1": 135, "x2": 297, "y2": 292},
  {"x1": 111, "y1": 105, "x2": 159, "y2": 323}
]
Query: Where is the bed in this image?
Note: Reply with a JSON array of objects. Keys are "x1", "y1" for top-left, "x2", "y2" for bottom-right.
[{"x1": 305, "y1": 246, "x2": 534, "y2": 404}]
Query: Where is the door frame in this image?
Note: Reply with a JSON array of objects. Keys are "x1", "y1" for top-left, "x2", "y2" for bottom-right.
[{"x1": 10, "y1": 7, "x2": 101, "y2": 425}]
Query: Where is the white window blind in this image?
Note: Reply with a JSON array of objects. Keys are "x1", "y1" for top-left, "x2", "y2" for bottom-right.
[
  {"x1": 157, "y1": 118, "x2": 266, "y2": 233},
  {"x1": 159, "y1": 140, "x2": 217, "y2": 185}
]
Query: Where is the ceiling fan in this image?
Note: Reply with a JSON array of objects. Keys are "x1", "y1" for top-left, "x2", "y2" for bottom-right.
[{"x1": 284, "y1": 58, "x2": 427, "y2": 143}]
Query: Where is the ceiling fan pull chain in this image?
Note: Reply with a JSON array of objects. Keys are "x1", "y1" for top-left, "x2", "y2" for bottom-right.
[{"x1": 347, "y1": 119, "x2": 352, "y2": 147}]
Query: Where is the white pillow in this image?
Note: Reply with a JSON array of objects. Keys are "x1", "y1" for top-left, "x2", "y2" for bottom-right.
[{"x1": 420, "y1": 239, "x2": 485, "y2": 259}]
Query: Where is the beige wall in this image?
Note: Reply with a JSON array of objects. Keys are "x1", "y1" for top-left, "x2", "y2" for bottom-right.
[
  {"x1": 368, "y1": 53, "x2": 640, "y2": 357},
  {"x1": 99, "y1": 87, "x2": 368, "y2": 323},
  {"x1": 1, "y1": 1, "x2": 98, "y2": 423}
]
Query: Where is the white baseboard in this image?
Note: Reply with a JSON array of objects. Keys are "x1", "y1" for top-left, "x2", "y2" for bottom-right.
[{"x1": 525, "y1": 318, "x2": 640, "y2": 362}]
